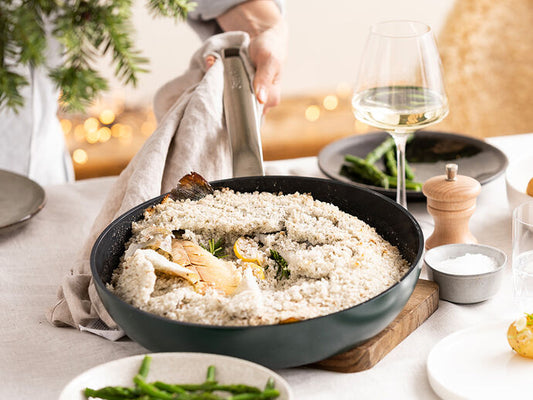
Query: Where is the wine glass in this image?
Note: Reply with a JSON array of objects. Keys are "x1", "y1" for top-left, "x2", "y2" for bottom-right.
[{"x1": 352, "y1": 20, "x2": 448, "y2": 208}]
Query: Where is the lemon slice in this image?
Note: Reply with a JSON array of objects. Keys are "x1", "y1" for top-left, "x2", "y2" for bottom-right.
[
  {"x1": 244, "y1": 262, "x2": 265, "y2": 280},
  {"x1": 233, "y1": 237, "x2": 262, "y2": 264}
]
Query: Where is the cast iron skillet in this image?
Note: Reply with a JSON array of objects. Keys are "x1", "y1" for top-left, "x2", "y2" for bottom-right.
[{"x1": 91, "y1": 176, "x2": 424, "y2": 369}]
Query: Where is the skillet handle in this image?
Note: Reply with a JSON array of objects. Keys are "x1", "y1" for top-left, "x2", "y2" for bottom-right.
[{"x1": 222, "y1": 47, "x2": 265, "y2": 177}]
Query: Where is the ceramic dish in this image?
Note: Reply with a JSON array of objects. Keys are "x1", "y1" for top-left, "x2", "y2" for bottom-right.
[
  {"x1": 427, "y1": 321, "x2": 533, "y2": 399},
  {"x1": 59, "y1": 352, "x2": 293, "y2": 400},
  {"x1": 424, "y1": 243, "x2": 506, "y2": 304},
  {"x1": 0, "y1": 169, "x2": 46, "y2": 232},
  {"x1": 505, "y1": 154, "x2": 533, "y2": 211},
  {"x1": 318, "y1": 131, "x2": 508, "y2": 200}
]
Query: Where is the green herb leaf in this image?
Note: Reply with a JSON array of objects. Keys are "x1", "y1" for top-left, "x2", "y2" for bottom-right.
[
  {"x1": 269, "y1": 249, "x2": 290, "y2": 280},
  {"x1": 201, "y1": 238, "x2": 227, "y2": 258}
]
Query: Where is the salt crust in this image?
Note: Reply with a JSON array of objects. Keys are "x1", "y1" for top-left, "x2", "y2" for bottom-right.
[{"x1": 110, "y1": 189, "x2": 409, "y2": 326}]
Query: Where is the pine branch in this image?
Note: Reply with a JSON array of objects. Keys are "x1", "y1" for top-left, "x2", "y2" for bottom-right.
[
  {"x1": 49, "y1": 65, "x2": 108, "y2": 112},
  {"x1": 11, "y1": 2, "x2": 47, "y2": 66},
  {"x1": 0, "y1": 0, "x2": 194, "y2": 113},
  {"x1": 101, "y1": 0, "x2": 149, "y2": 86},
  {"x1": 0, "y1": 0, "x2": 47, "y2": 111},
  {"x1": 0, "y1": 69, "x2": 28, "y2": 110},
  {"x1": 146, "y1": 0, "x2": 195, "y2": 20}
]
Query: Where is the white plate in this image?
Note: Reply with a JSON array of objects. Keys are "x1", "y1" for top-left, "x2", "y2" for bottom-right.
[
  {"x1": 60, "y1": 352, "x2": 293, "y2": 399},
  {"x1": 427, "y1": 321, "x2": 533, "y2": 399}
]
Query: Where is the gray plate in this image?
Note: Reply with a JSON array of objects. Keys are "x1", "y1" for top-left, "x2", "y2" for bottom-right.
[
  {"x1": 318, "y1": 131, "x2": 509, "y2": 200},
  {"x1": 0, "y1": 170, "x2": 46, "y2": 231}
]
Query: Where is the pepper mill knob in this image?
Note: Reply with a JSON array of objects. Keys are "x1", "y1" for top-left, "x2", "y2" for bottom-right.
[{"x1": 422, "y1": 163, "x2": 481, "y2": 250}]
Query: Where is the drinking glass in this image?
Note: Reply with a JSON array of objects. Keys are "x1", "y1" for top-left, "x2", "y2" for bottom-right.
[
  {"x1": 352, "y1": 20, "x2": 449, "y2": 208},
  {"x1": 513, "y1": 201, "x2": 533, "y2": 312}
]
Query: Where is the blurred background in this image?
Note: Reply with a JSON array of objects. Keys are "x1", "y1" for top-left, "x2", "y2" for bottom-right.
[{"x1": 62, "y1": 0, "x2": 533, "y2": 179}]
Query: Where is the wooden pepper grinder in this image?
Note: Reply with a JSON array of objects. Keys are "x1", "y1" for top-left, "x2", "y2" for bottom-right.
[{"x1": 422, "y1": 163, "x2": 481, "y2": 250}]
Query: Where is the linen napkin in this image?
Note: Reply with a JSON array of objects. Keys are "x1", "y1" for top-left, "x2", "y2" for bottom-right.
[{"x1": 47, "y1": 31, "x2": 255, "y2": 339}]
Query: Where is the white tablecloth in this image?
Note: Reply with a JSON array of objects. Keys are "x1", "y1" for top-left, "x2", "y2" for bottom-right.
[{"x1": 2, "y1": 133, "x2": 532, "y2": 399}]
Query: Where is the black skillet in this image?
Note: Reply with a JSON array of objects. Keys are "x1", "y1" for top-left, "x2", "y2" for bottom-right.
[{"x1": 90, "y1": 175, "x2": 424, "y2": 369}]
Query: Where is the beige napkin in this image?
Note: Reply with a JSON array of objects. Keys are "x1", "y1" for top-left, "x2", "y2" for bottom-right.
[{"x1": 47, "y1": 31, "x2": 255, "y2": 339}]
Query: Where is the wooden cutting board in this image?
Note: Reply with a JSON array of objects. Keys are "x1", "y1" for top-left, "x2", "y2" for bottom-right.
[{"x1": 313, "y1": 279, "x2": 439, "y2": 373}]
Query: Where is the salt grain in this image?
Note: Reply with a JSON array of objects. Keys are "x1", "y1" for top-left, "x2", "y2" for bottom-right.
[
  {"x1": 434, "y1": 253, "x2": 497, "y2": 275},
  {"x1": 110, "y1": 189, "x2": 409, "y2": 326}
]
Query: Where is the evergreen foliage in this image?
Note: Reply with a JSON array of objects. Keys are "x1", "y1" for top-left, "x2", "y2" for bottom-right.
[{"x1": 0, "y1": 0, "x2": 194, "y2": 112}]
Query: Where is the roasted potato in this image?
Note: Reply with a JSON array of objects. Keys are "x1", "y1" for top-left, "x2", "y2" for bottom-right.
[{"x1": 507, "y1": 313, "x2": 533, "y2": 358}]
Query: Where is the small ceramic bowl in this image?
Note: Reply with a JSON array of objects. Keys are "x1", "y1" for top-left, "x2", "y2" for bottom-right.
[
  {"x1": 505, "y1": 155, "x2": 533, "y2": 211},
  {"x1": 424, "y1": 243, "x2": 507, "y2": 304}
]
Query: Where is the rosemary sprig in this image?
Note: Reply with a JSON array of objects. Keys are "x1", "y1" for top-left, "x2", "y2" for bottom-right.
[
  {"x1": 269, "y1": 249, "x2": 290, "y2": 280},
  {"x1": 202, "y1": 238, "x2": 226, "y2": 258}
]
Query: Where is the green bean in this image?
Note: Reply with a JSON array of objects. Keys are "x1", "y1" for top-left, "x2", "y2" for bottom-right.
[
  {"x1": 404, "y1": 159, "x2": 415, "y2": 181},
  {"x1": 138, "y1": 356, "x2": 152, "y2": 379},
  {"x1": 386, "y1": 176, "x2": 422, "y2": 191},
  {"x1": 205, "y1": 365, "x2": 217, "y2": 384},
  {"x1": 153, "y1": 381, "x2": 188, "y2": 394},
  {"x1": 343, "y1": 155, "x2": 389, "y2": 189},
  {"x1": 134, "y1": 375, "x2": 174, "y2": 399},
  {"x1": 84, "y1": 357, "x2": 279, "y2": 400},
  {"x1": 228, "y1": 390, "x2": 280, "y2": 400},
  {"x1": 154, "y1": 381, "x2": 261, "y2": 394},
  {"x1": 384, "y1": 148, "x2": 397, "y2": 176},
  {"x1": 264, "y1": 378, "x2": 275, "y2": 391},
  {"x1": 385, "y1": 148, "x2": 416, "y2": 181},
  {"x1": 364, "y1": 134, "x2": 415, "y2": 165},
  {"x1": 84, "y1": 386, "x2": 138, "y2": 399},
  {"x1": 365, "y1": 137, "x2": 396, "y2": 164}
]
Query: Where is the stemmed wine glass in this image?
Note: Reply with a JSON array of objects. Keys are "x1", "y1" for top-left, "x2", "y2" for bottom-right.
[{"x1": 352, "y1": 20, "x2": 448, "y2": 208}]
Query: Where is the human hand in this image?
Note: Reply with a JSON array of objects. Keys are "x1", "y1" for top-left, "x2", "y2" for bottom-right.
[{"x1": 217, "y1": 0, "x2": 287, "y2": 113}]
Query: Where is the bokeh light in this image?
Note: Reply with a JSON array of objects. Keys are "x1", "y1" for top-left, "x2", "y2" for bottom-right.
[
  {"x1": 323, "y1": 95, "x2": 339, "y2": 111},
  {"x1": 99, "y1": 109, "x2": 116, "y2": 125},
  {"x1": 305, "y1": 105, "x2": 321, "y2": 122},
  {"x1": 97, "y1": 127, "x2": 112, "y2": 143},
  {"x1": 72, "y1": 149, "x2": 88, "y2": 164},
  {"x1": 60, "y1": 119, "x2": 72, "y2": 135},
  {"x1": 83, "y1": 117, "x2": 99, "y2": 134}
]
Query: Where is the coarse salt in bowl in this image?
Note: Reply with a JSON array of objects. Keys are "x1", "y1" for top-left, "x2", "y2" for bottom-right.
[{"x1": 424, "y1": 243, "x2": 507, "y2": 304}]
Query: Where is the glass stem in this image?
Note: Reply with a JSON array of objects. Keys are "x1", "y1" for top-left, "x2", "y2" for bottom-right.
[{"x1": 390, "y1": 131, "x2": 409, "y2": 209}]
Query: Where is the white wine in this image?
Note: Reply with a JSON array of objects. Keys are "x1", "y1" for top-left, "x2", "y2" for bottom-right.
[{"x1": 352, "y1": 86, "x2": 448, "y2": 132}]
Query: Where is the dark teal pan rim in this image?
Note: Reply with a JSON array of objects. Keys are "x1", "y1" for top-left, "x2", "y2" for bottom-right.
[{"x1": 90, "y1": 175, "x2": 424, "y2": 332}]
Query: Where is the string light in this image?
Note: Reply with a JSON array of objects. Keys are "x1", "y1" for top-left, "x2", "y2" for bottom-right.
[
  {"x1": 97, "y1": 127, "x2": 112, "y2": 142},
  {"x1": 83, "y1": 117, "x2": 99, "y2": 133},
  {"x1": 86, "y1": 130, "x2": 99, "y2": 144},
  {"x1": 99, "y1": 109, "x2": 115, "y2": 125},
  {"x1": 111, "y1": 123, "x2": 123, "y2": 138},
  {"x1": 117, "y1": 125, "x2": 133, "y2": 144},
  {"x1": 72, "y1": 149, "x2": 88, "y2": 164},
  {"x1": 336, "y1": 82, "x2": 352, "y2": 98},
  {"x1": 60, "y1": 119, "x2": 72, "y2": 135},
  {"x1": 305, "y1": 105, "x2": 320, "y2": 122},
  {"x1": 323, "y1": 95, "x2": 338, "y2": 111},
  {"x1": 63, "y1": 96, "x2": 359, "y2": 174},
  {"x1": 73, "y1": 125, "x2": 86, "y2": 142}
]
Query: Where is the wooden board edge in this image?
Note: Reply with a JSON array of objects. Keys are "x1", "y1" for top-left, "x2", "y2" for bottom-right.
[{"x1": 312, "y1": 279, "x2": 439, "y2": 373}]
